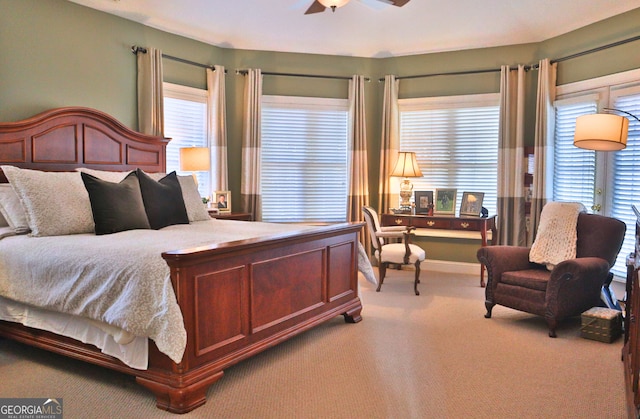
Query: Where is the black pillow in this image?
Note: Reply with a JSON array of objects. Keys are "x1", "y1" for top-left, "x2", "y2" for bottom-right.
[
  {"x1": 81, "y1": 171, "x2": 151, "y2": 235},
  {"x1": 136, "y1": 169, "x2": 189, "y2": 229}
]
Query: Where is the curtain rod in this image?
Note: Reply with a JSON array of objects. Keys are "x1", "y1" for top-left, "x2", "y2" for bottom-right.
[
  {"x1": 235, "y1": 69, "x2": 369, "y2": 82},
  {"x1": 131, "y1": 45, "x2": 221, "y2": 71},
  {"x1": 379, "y1": 34, "x2": 640, "y2": 82}
]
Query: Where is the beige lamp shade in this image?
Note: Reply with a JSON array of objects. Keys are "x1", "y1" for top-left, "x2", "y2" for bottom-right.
[
  {"x1": 391, "y1": 151, "x2": 423, "y2": 178},
  {"x1": 574, "y1": 114, "x2": 629, "y2": 151},
  {"x1": 180, "y1": 147, "x2": 210, "y2": 171},
  {"x1": 318, "y1": 0, "x2": 350, "y2": 9}
]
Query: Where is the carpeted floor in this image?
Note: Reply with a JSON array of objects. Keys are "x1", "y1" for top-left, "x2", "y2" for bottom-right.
[{"x1": 0, "y1": 270, "x2": 627, "y2": 418}]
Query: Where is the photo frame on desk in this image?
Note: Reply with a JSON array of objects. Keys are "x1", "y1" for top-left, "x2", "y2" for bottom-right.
[
  {"x1": 414, "y1": 191, "x2": 434, "y2": 215},
  {"x1": 214, "y1": 190, "x2": 231, "y2": 212},
  {"x1": 460, "y1": 192, "x2": 485, "y2": 216},
  {"x1": 434, "y1": 188, "x2": 457, "y2": 215}
]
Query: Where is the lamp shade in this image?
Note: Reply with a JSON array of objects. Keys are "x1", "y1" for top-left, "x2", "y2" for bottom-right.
[
  {"x1": 574, "y1": 114, "x2": 628, "y2": 151},
  {"x1": 180, "y1": 147, "x2": 210, "y2": 171},
  {"x1": 391, "y1": 151, "x2": 423, "y2": 178},
  {"x1": 318, "y1": 0, "x2": 350, "y2": 9}
]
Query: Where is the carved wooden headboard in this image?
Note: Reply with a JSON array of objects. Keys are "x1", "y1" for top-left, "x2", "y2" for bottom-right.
[{"x1": 0, "y1": 107, "x2": 169, "y2": 181}]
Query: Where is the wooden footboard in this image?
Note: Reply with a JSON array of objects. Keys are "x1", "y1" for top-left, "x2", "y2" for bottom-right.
[{"x1": 0, "y1": 222, "x2": 363, "y2": 414}]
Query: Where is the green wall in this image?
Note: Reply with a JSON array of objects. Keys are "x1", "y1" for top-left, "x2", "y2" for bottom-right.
[{"x1": 2, "y1": 0, "x2": 640, "y2": 264}]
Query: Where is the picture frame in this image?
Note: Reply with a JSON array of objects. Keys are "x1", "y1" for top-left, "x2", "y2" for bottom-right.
[
  {"x1": 414, "y1": 191, "x2": 434, "y2": 215},
  {"x1": 434, "y1": 188, "x2": 457, "y2": 215},
  {"x1": 214, "y1": 190, "x2": 231, "y2": 212},
  {"x1": 460, "y1": 192, "x2": 485, "y2": 216}
]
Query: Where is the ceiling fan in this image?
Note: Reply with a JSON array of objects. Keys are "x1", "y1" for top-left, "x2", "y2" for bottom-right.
[{"x1": 305, "y1": 0, "x2": 410, "y2": 14}]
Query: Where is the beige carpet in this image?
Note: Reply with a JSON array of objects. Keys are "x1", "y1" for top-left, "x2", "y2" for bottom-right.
[{"x1": 0, "y1": 270, "x2": 627, "y2": 418}]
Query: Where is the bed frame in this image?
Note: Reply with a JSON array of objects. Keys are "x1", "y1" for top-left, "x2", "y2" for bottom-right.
[{"x1": 0, "y1": 107, "x2": 363, "y2": 413}]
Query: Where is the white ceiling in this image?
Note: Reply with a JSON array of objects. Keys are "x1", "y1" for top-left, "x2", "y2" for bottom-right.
[{"x1": 69, "y1": 0, "x2": 640, "y2": 58}]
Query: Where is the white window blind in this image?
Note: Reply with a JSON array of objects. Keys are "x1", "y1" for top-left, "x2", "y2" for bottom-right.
[
  {"x1": 163, "y1": 82, "x2": 210, "y2": 198},
  {"x1": 261, "y1": 95, "x2": 349, "y2": 223},
  {"x1": 398, "y1": 94, "x2": 499, "y2": 215},
  {"x1": 552, "y1": 98, "x2": 597, "y2": 207},
  {"x1": 552, "y1": 77, "x2": 640, "y2": 278},
  {"x1": 609, "y1": 89, "x2": 640, "y2": 277}
]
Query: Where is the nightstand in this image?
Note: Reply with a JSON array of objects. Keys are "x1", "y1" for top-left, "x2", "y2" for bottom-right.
[{"x1": 208, "y1": 210, "x2": 252, "y2": 221}]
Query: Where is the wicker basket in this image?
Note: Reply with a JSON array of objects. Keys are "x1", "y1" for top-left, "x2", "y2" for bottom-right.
[{"x1": 580, "y1": 307, "x2": 622, "y2": 343}]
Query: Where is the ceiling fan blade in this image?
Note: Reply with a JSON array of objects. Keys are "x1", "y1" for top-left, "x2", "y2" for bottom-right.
[
  {"x1": 305, "y1": 0, "x2": 326, "y2": 14},
  {"x1": 377, "y1": 0, "x2": 410, "y2": 6}
]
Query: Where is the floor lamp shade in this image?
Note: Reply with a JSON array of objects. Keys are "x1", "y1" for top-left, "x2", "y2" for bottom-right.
[
  {"x1": 180, "y1": 147, "x2": 210, "y2": 171},
  {"x1": 574, "y1": 114, "x2": 629, "y2": 151}
]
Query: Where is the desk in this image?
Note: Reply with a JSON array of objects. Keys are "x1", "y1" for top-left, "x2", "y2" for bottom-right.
[{"x1": 381, "y1": 213, "x2": 497, "y2": 287}]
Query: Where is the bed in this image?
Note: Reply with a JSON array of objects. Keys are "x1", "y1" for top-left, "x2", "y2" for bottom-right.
[{"x1": 0, "y1": 107, "x2": 366, "y2": 414}]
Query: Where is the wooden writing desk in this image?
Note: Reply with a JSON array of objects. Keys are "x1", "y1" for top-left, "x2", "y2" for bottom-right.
[{"x1": 380, "y1": 213, "x2": 497, "y2": 287}]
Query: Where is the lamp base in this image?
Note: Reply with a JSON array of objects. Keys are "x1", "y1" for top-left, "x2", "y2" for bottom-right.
[{"x1": 399, "y1": 178, "x2": 413, "y2": 211}]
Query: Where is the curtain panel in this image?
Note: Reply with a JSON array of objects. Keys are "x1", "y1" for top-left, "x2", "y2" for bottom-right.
[
  {"x1": 497, "y1": 65, "x2": 527, "y2": 246},
  {"x1": 240, "y1": 69, "x2": 263, "y2": 221},
  {"x1": 136, "y1": 47, "x2": 164, "y2": 136},
  {"x1": 379, "y1": 75, "x2": 400, "y2": 214},
  {"x1": 530, "y1": 58, "x2": 557, "y2": 244},
  {"x1": 348, "y1": 75, "x2": 370, "y2": 248},
  {"x1": 207, "y1": 66, "x2": 228, "y2": 192}
]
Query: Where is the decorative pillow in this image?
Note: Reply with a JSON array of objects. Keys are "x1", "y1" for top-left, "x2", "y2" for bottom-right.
[
  {"x1": 0, "y1": 184, "x2": 29, "y2": 233},
  {"x1": 136, "y1": 169, "x2": 189, "y2": 229},
  {"x1": 75, "y1": 168, "x2": 132, "y2": 183},
  {"x1": 81, "y1": 171, "x2": 151, "y2": 235},
  {"x1": 177, "y1": 175, "x2": 211, "y2": 222},
  {"x1": 76, "y1": 168, "x2": 208, "y2": 222},
  {"x1": 1, "y1": 166, "x2": 94, "y2": 237}
]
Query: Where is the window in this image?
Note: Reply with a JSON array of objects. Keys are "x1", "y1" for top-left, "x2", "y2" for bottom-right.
[
  {"x1": 553, "y1": 70, "x2": 640, "y2": 278},
  {"x1": 398, "y1": 94, "x2": 500, "y2": 215},
  {"x1": 163, "y1": 82, "x2": 210, "y2": 198},
  {"x1": 261, "y1": 95, "x2": 349, "y2": 223}
]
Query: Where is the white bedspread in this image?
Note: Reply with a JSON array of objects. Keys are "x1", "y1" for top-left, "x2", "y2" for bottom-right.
[{"x1": 0, "y1": 220, "x2": 317, "y2": 364}]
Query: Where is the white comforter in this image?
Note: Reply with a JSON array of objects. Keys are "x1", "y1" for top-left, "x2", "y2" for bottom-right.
[{"x1": 0, "y1": 220, "x2": 317, "y2": 364}]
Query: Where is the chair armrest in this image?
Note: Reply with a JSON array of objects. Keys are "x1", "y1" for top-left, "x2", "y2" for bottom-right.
[
  {"x1": 476, "y1": 246, "x2": 536, "y2": 289},
  {"x1": 546, "y1": 257, "x2": 611, "y2": 318},
  {"x1": 380, "y1": 226, "x2": 409, "y2": 233},
  {"x1": 377, "y1": 226, "x2": 416, "y2": 241}
]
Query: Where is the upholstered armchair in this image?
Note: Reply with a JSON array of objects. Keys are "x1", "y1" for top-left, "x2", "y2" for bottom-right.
[
  {"x1": 477, "y1": 212, "x2": 626, "y2": 337},
  {"x1": 362, "y1": 206, "x2": 426, "y2": 295}
]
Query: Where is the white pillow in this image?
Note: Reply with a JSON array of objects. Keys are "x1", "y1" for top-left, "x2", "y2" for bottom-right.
[
  {"x1": 75, "y1": 168, "x2": 211, "y2": 222},
  {"x1": 0, "y1": 226, "x2": 16, "y2": 240},
  {"x1": 75, "y1": 168, "x2": 133, "y2": 183},
  {"x1": 0, "y1": 184, "x2": 29, "y2": 234},
  {"x1": 177, "y1": 175, "x2": 211, "y2": 222},
  {"x1": 2, "y1": 166, "x2": 94, "y2": 237}
]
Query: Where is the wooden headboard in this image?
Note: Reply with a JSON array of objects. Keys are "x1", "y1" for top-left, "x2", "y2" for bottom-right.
[{"x1": 0, "y1": 107, "x2": 169, "y2": 181}]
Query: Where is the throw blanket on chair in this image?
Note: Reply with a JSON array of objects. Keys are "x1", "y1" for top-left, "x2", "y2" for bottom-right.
[{"x1": 529, "y1": 202, "x2": 586, "y2": 270}]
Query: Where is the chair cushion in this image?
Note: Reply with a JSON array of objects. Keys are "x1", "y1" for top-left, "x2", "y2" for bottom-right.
[
  {"x1": 501, "y1": 269, "x2": 549, "y2": 292},
  {"x1": 377, "y1": 243, "x2": 425, "y2": 264}
]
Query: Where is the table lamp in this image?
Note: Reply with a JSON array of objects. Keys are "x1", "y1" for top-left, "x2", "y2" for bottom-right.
[
  {"x1": 390, "y1": 151, "x2": 423, "y2": 211},
  {"x1": 180, "y1": 147, "x2": 210, "y2": 197}
]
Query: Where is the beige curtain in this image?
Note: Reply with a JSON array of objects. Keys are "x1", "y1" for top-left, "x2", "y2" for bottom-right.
[
  {"x1": 497, "y1": 65, "x2": 527, "y2": 246},
  {"x1": 136, "y1": 47, "x2": 164, "y2": 136},
  {"x1": 207, "y1": 66, "x2": 228, "y2": 193},
  {"x1": 348, "y1": 75, "x2": 370, "y2": 247},
  {"x1": 530, "y1": 58, "x2": 557, "y2": 244},
  {"x1": 379, "y1": 75, "x2": 400, "y2": 214},
  {"x1": 240, "y1": 69, "x2": 263, "y2": 221}
]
